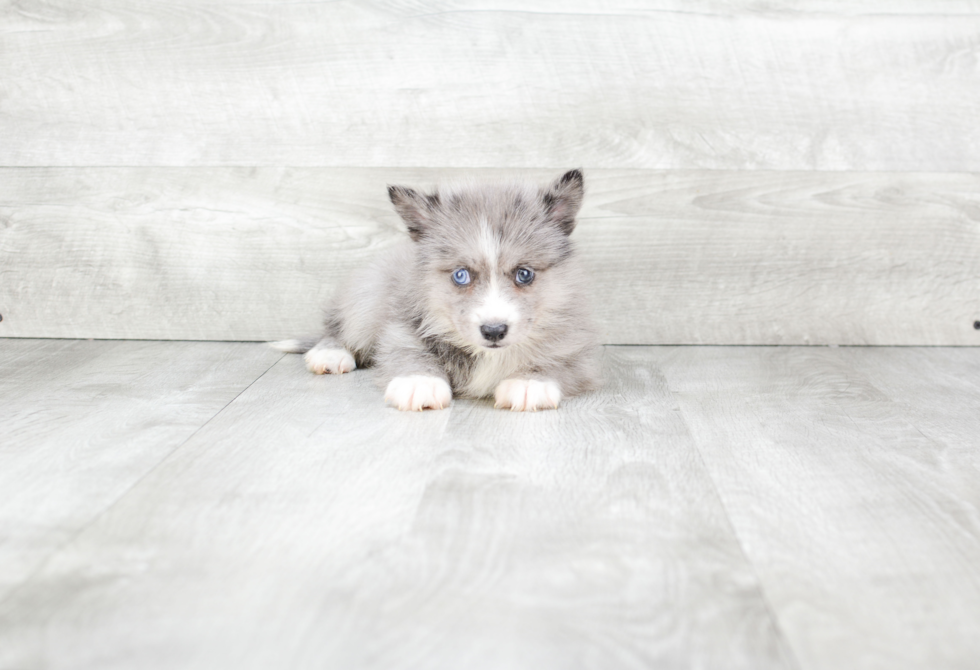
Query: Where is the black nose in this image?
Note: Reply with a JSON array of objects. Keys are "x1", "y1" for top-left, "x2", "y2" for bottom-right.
[{"x1": 480, "y1": 323, "x2": 508, "y2": 343}]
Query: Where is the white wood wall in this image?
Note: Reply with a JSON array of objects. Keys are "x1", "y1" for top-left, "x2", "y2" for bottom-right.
[{"x1": 1, "y1": 1, "x2": 979, "y2": 344}]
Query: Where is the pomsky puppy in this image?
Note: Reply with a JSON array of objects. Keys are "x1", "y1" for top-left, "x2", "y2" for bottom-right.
[{"x1": 271, "y1": 169, "x2": 600, "y2": 411}]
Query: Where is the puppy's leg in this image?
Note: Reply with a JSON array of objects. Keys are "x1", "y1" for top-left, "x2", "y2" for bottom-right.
[
  {"x1": 494, "y1": 342, "x2": 601, "y2": 411},
  {"x1": 376, "y1": 324, "x2": 452, "y2": 411},
  {"x1": 269, "y1": 334, "x2": 355, "y2": 373},
  {"x1": 494, "y1": 378, "x2": 562, "y2": 411},
  {"x1": 304, "y1": 336, "x2": 357, "y2": 375},
  {"x1": 384, "y1": 375, "x2": 452, "y2": 411}
]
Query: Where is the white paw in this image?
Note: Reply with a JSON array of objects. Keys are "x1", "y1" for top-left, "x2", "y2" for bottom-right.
[
  {"x1": 494, "y1": 379, "x2": 562, "y2": 411},
  {"x1": 385, "y1": 375, "x2": 452, "y2": 411},
  {"x1": 304, "y1": 347, "x2": 356, "y2": 375}
]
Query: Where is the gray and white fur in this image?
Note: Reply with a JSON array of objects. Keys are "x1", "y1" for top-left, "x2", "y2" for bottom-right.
[{"x1": 271, "y1": 170, "x2": 600, "y2": 411}]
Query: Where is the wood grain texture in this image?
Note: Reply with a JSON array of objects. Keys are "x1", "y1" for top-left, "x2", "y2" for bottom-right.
[
  {"x1": 657, "y1": 346, "x2": 980, "y2": 670},
  {"x1": 1, "y1": 168, "x2": 978, "y2": 344},
  {"x1": 2, "y1": 1, "x2": 979, "y2": 169},
  {"x1": 838, "y1": 347, "x2": 980, "y2": 463},
  {"x1": 0, "y1": 346, "x2": 794, "y2": 670},
  {"x1": 0, "y1": 339, "x2": 281, "y2": 603}
]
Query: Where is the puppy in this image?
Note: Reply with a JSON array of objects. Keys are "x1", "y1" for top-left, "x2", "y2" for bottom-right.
[{"x1": 271, "y1": 169, "x2": 600, "y2": 411}]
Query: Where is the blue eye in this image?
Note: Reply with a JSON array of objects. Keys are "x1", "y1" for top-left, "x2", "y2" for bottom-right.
[
  {"x1": 515, "y1": 267, "x2": 535, "y2": 285},
  {"x1": 452, "y1": 268, "x2": 471, "y2": 286}
]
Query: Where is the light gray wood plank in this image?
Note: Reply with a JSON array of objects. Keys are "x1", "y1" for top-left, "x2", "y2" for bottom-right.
[
  {"x1": 2, "y1": 1, "x2": 979, "y2": 170},
  {"x1": 658, "y1": 346, "x2": 980, "y2": 670},
  {"x1": 0, "y1": 347, "x2": 795, "y2": 670},
  {"x1": 2, "y1": 168, "x2": 978, "y2": 345},
  {"x1": 0, "y1": 339, "x2": 281, "y2": 603},
  {"x1": 838, "y1": 347, "x2": 980, "y2": 467}
]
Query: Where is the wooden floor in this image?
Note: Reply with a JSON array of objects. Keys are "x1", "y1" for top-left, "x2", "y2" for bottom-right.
[{"x1": 1, "y1": 339, "x2": 979, "y2": 670}]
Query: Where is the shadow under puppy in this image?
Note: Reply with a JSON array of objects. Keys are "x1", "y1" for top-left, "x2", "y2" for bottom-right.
[{"x1": 272, "y1": 169, "x2": 600, "y2": 411}]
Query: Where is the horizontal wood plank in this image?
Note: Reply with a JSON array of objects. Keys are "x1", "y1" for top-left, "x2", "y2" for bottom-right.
[
  {"x1": 1, "y1": 167, "x2": 978, "y2": 344},
  {"x1": 0, "y1": 347, "x2": 794, "y2": 670},
  {"x1": 2, "y1": 1, "x2": 979, "y2": 169}
]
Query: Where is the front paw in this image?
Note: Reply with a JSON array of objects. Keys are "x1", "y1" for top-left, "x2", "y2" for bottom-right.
[
  {"x1": 304, "y1": 347, "x2": 356, "y2": 375},
  {"x1": 385, "y1": 375, "x2": 452, "y2": 411},
  {"x1": 494, "y1": 379, "x2": 562, "y2": 411}
]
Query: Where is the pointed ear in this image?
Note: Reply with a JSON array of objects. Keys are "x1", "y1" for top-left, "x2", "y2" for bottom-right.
[
  {"x1": 388, "y1": 185, "x2": 440, "y2": 241},
  {"x1": 542, "y1": 169, "x2": 584, "y2": 235}
]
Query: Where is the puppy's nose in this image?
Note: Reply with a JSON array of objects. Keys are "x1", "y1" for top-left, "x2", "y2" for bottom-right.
[{"x1": 480, "y1": 323, "x2": 508, "y2": 343}]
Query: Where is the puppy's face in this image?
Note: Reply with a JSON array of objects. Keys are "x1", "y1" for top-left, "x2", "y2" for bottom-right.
[{"x1": 389, "y1": 170, "x2": 584, "y2": 352}]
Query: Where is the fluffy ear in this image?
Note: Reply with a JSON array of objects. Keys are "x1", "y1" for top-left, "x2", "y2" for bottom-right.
[
  {"x1": 388, "y1": 185, "x2": 439, "y2": 241},
  {"x1": 542, "y1": 169, "x2": 584, "y2": 235}
]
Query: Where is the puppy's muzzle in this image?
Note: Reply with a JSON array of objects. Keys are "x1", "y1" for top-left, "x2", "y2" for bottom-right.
[{"x1": 480, "y1": 323, "x2": 508, "y2": 343}]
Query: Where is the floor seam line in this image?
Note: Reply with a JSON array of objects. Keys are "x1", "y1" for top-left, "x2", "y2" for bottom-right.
[
  {"x1": 0, "y1": 352, "x2": 285, "y2": 610},
  {"x1": 662, "y1": 363, "x2": 806, "y2": 670}
]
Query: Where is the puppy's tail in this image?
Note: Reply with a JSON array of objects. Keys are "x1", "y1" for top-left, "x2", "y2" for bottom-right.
[{"x1": 268, "y1": 338, "x2": 319, "y2": 354}]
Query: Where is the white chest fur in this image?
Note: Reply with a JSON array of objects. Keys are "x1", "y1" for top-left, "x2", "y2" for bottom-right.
[{"x1": 462, "y1": 348, "x2": 523, "y2": 398}]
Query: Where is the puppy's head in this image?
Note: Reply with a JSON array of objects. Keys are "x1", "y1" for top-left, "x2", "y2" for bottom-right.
[{"x1": 388, "y1": 170, "x2": 585, "y2": 352}]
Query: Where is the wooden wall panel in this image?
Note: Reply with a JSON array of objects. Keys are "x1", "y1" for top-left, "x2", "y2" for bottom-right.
[
  {"x1": 1, "y1": 1, "x2": 979, "y2": 170},
  {"x1": 2, "y1": 168, "x2": 978, "y2": 345}
]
